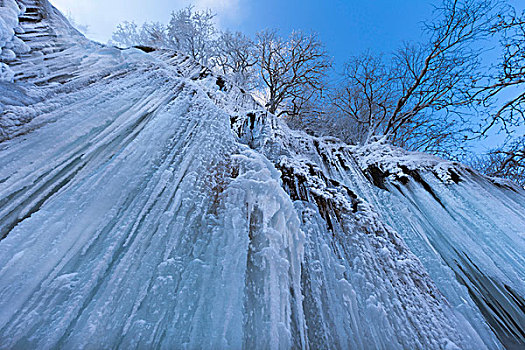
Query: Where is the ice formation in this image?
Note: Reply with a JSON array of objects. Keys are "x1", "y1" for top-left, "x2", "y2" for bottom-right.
[{"x1": 0, "y1": 1, "x2": 523, "y2": 349}]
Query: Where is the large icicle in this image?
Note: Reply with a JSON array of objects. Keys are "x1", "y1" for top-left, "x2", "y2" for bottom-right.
[
  {"x1": 1, "y1": 1, "x2": 524, "y2": 349},
  {"x1": 352, "y1": 142, "x2": 525, "y2": 349}
]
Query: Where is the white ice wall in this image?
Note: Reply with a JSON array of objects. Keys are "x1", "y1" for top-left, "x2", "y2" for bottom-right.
[{"x1": 0, "y1": 1, "x2": 523, "y2": 349}]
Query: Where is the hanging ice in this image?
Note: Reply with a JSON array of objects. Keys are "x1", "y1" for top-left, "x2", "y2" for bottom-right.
[{"x1": 0, "y1": 1, "x2": 523, "y2": 349}]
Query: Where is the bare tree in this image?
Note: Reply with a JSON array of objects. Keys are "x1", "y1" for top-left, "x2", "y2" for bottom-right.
[
  {"x1": 331, "y1": 53, "x2": 397, "y2": 144},
  {"x1": 475, "y1": 7, "x2": 524, "y2": 135},
  {"x1": 111, "y1": 7, "x2": 218, "y2": 66},
  {"x1": 328, "y1": 0, "x2": 500, "y2": 156},
  {"x1": 214, "y1": 31, "x2": 257, "y2": 87},
  {"x1": 469, "y1": 136, "x2": 525, "y2": 186},
  {"x1": 465, "y1": 7, "x2": 525, "y2": 185},
  {"x1": 384, "y1": 0, "x2": 498, "y2": 139},
  {"x1": 257, "y1": 30, "x2": 331, "y2": 116}
]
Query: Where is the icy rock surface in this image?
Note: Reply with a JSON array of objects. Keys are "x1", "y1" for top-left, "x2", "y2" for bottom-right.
[
  {"x1": 0, "y1": 1, "x2": 524, "y2": 349},
  {"x1": 0, "y1": 0, "x2": 29, "y2": 82}
]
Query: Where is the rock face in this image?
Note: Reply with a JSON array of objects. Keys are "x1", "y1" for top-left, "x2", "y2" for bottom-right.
[{"x1": 0, "y1": 1, "x2": 523, "y2": 349}]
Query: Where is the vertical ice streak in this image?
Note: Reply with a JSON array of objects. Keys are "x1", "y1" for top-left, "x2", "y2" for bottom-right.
[{"x1": 0, "y1": 1, "x2": 524, "y2": 349}]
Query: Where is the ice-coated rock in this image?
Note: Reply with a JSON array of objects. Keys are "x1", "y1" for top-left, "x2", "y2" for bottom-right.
[{"x1": 0, "y1": 1, "x2": 523, "y2": 349}]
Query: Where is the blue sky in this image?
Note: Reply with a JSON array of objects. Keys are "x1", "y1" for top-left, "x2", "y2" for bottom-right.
[
  {"x1": 50, "y1": 0, "x2": 523, "y2": 151},
  {"x1": 51, "y1": 0, "x2": 524, "y2": 71},
  {"x1": 51, "y1": 0, "x2": 438, "y2": 68},
  {"x1": 240, "y1": 0, "x2": 435, "y2": 66}
]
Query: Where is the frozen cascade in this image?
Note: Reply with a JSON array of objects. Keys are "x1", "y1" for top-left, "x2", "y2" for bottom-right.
[
  {"x1": 0, "y1": 1, "x2": 523, "y2": 349},
  {"x1": 353, "y1": 143, "x2": 525, "y2": 349}
]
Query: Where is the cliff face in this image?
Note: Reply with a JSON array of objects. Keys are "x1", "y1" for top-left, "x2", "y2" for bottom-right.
[{"x1": 0, "y1": 1, "x2": 523, "y2": 349}]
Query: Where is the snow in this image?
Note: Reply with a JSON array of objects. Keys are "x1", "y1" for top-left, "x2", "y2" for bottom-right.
[
  {"x1": 233, "y1": 112, "x2": 507, "y2": 349},
  {"x1": 0, "y1": 0, "x2": 29, "y2": 81},
  {"x1": 0, "y1": 1, "x2": 524, "y2": 349}
]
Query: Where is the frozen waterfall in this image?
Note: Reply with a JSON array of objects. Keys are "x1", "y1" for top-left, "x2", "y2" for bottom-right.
[{"x1": 0, "y1": 1, "x2": 523, "y2": 349}]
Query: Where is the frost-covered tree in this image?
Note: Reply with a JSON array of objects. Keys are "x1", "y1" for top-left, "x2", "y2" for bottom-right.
[
  {"x1": 167, "y1": 6, "x2": 216, "y2": 66},
  {"x1": 110, "y1": 21, "x2": 168, "y2": 48},
  {"x1": 257, "y1": 30, "x2": 331, "y2": 116},
  {"x1": 214, "y1": 31, "x2": 257, "y2": 87},
  {"x1": 110, "y1": 6, "x2": 217, "y2": 66},
  {"x1": 111, "y1": 21, "x2": 142, "y2": 47},
  {"x1": 140, "y1": 22, "x2": 168, "y2": 48},
  {"x1": 110, "y1": 9, "x2": 336, "y2": 98}
]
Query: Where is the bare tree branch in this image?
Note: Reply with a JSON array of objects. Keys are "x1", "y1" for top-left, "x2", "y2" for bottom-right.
[{"x1": 256, "y1": 30, "x2": 331, "y2": 116}]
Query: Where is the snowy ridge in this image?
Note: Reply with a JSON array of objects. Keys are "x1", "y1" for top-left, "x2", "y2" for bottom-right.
[{"x1": 0, "y1": 1, "x2": 524, "y2": 349}]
